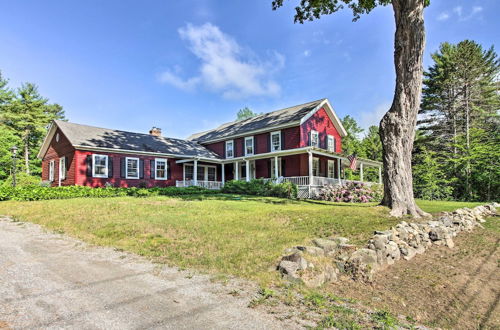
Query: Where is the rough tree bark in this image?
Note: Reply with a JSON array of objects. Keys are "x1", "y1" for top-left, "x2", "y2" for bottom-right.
[{"x1": 379, "y1": 0, "x2": 430, "y2": 217}]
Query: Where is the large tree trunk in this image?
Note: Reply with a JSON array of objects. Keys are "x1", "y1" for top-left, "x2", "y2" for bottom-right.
[{"x1": 379, "y1": 0, "x2": 429, "y2": 217}]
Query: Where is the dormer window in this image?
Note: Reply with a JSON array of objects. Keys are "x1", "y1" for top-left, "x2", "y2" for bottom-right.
[
  {"x1": 270, "y1": 131, "x2": 281, "y2": 151},
  {"x1": 245, "y1": 136, "x2": 254, "y2": 156},
  {"x1": 327, "y1": 135, "x2": 335, "y2": 152},
  {"x1": 226, "y1": 140, "x2": 234, "y2": 158},
  {"x1": 310, "y1": 130, "x2": 319, "y2": 148}
]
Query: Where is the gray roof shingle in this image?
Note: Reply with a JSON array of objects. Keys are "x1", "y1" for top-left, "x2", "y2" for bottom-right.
[
  {"x1": 55, "y1": 120, "x2": 221, "y2": 159},
  {"x1": 187, "y1": 99, "x2": 326, "y2": 143}
]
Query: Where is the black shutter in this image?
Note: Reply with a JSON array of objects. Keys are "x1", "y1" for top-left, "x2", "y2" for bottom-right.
[
  {"x1": 167, "y1": 160, "x2": 171, "y2": 179},
  {"x1": 139, "y1": 159, "x2": 144, "y2": 179},
  {"x1": 150, "y1": 160, "x2": 155, "y2": 179},
  {"x1": 223, "y1": 141, "x2": 227, "y2": 158},
  {"x1": 108, "y1": 157, "x2": 113, "y2": 178},
  {"x1": 281, "y1": 131, "x2": 285, "y2": 150},
  {"x1": 268, "y1": 133, "x2": 271, "y2": 152},
  {"x1": 64, "y1": 156, "x2": 69, "y2": 180},
  {"x1": 241, "y1": 139, "x2": 245, "y2": 157},
  {"x1": 268, "y1": 159, "x2": 271, "y2": 178},
  {"x1": 86, "y1": 155, "x2": 92, "y2": 177},
  {"x1": 307, "y1": 131, "x2": 311, "y2": 146},
  {"x1": 253, "y1": 137, "x2": 256, "y2": 154},
  {"x1": 120, "y1": 158, "x2": 125, "y2": 178},
  {"x1": 281, "y1": 158, "x2": 286, "y2": 177}
]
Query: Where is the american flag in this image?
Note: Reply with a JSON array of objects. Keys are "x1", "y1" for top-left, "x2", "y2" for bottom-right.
[{"x1": 347, "y1": 153, "x2": 357, "y2": 170}]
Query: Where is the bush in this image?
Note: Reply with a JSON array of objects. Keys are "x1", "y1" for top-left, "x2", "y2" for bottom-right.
[
  {"x1": 314, "y1": 182, "x2": 382, "y2": 203},
  {"x1": 1, "y1": 173, "x2": 41, "y2": 188},
  {"x1": 0, "y1": 185, "x2": 219, "y2": 202},
  {"x1": 221, "y1": 179, "x2": 297, "y2": 199}
]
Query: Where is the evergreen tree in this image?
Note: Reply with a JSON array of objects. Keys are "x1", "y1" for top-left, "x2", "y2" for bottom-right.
[
  {"x1": 236, "y1": 107, "x2": 260, "y2": 121},
  {"x1": 360, "y1": 125, "x2": 383, "y2": 161},
  {"x1": 341, "y1": 115, "x2": 363, "y2": 155}
]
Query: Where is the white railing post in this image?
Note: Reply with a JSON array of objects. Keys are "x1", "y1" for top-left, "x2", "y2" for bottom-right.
[
  {"x1": 193, "y1": 159, "x2": 198, "y2": 186},
  {"x1": 234, "y1": 161, "x2": 239, "y2": 181},
  {"x1": 337, "y1": 158, "x2": 341, "y2": 186},
  {"x1": 308, "y1": 151, "x2": 313, "y2": 198},
  {"x1": 246, "y1": 160, "x2": 250, "y2": 182},
  {"x1": 221, "y1": 163, "x2": 225, "y2": 184},
  {"x1": 360, "y1": 163, "x2": 364, "y2": 182}
]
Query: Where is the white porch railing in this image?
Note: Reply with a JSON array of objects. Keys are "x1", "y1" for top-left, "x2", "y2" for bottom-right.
[
  {"x1": 176, "y1": 180, "x2": 223, "y2": 190},
  {"x1": 264, "y1": 176, "x2": 341, "y2": 186}
]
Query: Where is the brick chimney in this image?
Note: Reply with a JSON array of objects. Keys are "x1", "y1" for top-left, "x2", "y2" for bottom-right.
[{"x1": 149, "y1": 127, "x2": 162, "y2": 137}]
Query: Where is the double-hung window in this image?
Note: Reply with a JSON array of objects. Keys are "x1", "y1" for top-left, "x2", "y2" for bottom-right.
[
  {"x1": 310, "y1": 130, "x2": 319, "y2": 148},
  {"x1": 226, "y1": 140, "x2": 234, "y2": 158},
  {"x1": 245, "y1": 136, "x2": 254, "y2": 156},
  {"x1": 270, "y1": 131, "x2": 281, "y2": 152},
  {"x1": 49, "y1": 160, "x2": 55, "y2": 181},
  {"x1": 92, "y1": 154, "x2": 108, "y2": 178},
  {"x1": 312, "y1": 157, "x2": 320, "y2": 176},
  {"x1": 327, "y1": 160, "x2": 335, "y2": 178},
  {"x1": 155, "y1": 159, "x2": 167, "y2": 180},
  {"x1": 59, "y1": 157, "x2": 66, "y2": 180},
  {"x1": 125, "y1": 157, "x2": 139, "y2": 179},
  {"x1": 327, "y1": 135, "x2": 335, "y2": 152}
]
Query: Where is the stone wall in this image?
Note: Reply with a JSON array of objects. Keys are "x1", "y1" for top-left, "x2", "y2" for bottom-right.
[{"x1": 277, "y1": 203, "x2": 498, "y2": 287}]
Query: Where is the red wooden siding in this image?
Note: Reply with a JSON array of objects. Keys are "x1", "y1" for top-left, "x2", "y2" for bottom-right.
[
  {"x1": 73, "y1": 150, "x2": 184, "y2": 188},
  {"x1": 283, "y1": 126, "x2": 301, "y2": 150},
  {"x1": 41, "y1": 128, "x2": 76, "y2": 186},
  {"x1": 300, "y1": 107, "x2": 342, "y2": 152},
  {"x1": 205, "y1": 141, "x2": 224, "y2": 158}
]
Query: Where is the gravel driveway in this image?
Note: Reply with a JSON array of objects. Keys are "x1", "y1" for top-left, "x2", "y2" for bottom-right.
[{"x1": 0, "y1": 217, "x2": 294, "y2": 330}]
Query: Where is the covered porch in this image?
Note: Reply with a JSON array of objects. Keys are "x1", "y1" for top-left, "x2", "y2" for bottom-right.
[{"x1": 175, "y1": 147, "x2": 382, "y2": 196}]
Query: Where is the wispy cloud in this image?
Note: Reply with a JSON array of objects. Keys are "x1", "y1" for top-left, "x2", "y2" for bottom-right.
[
  {"x1": 437, "y1": 12, "x2": 450, "y2": 21},
  {"x1": 303, "y1": 50, "x2": 311, "y2": 57},
  {"x1": 158, "y1": 23, "x2": 284, "y2": 99},
  {"x1": 437, "y1": 6, "x2": 483, "y2": 22},
  {"x1": 358, "y1": 102, "x2": 391, "y2": 131}
]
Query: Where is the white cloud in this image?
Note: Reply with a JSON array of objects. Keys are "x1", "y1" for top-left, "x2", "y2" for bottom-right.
[
  {"x1": 159, "y1": 23, "x2": 284, "y2": 99},
  {"x1": 450, "y1": 5, "x2": 483, "y2": 21},
  {"x1": 303, "y1": 50, "x2": 311, "y2": 57},
  {"x1": 358, "y1": 102, "x2": 391, "y2": 131},
  {"x1": 437, "y1": 12, "x2": 450, "y2": 21},
  {"x1": 453, "y1": 6, "x2": 463, "y2": 17},
  {"x1": 472, "y1": 6, "x2": 483, "y2": 14}
]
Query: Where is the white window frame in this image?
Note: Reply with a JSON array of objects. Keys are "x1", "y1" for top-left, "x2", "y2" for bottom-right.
[
  {"x1": 327, "y1": 135, "x2": 335, "y2": 152},
  {"x1": 310, "y1": 130, "x2": 319, "y2": 147},
  {"x1": 59, "y1": 157, "x2": 66, "y2": 180},
  {"x1": 125, "y1": 157, "x2": 140, "y2": 179},
  {"x1": 270, "y1": 158, "x2": 282, "y2": 178},
  {"x1": 313, "y1": 157, "x2": 320, "y2": 176},
  {"x1": 154, "y1": 158, "x2": 168, "y2": 180},
  {"x1": 49, "y1": 160, "x2": 55, "y2": 182},
  {"x1": 226, "y1": 140, "x2": 234, "y2": 159},
  {"x1": 183, "y1": 164, "x2": 217, "y2": 182},
  {"x1": 92, "y1": 154, "x2": 108, "y2": 178},
  {"x1": 270, "y1": 131, "x2": 281, "y2": 152},
  {"x1": 245, "y1": 136, "x2": 254, "y2": 156},
  {"x1": 327, "y1": 160, "x2": 335, "y2": 178}
]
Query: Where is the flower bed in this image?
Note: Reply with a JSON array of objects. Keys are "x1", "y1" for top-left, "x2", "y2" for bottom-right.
[{"x1": 314, "y1": 182, "x2": 383, "y2": 203}]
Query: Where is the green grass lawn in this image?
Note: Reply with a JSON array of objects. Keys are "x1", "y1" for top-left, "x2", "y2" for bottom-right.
[{"x1": 0, "y1": 194, "x2": 485, "y2": 284}]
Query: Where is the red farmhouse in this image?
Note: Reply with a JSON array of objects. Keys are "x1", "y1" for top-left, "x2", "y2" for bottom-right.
[{"x1": 38, "y1": 99, "x2": 382, "y2": 197}]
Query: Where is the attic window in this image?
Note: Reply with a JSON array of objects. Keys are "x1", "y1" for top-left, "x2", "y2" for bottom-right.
[{"x1": 56, "y1": 133, "x2": 60, "y2": 142}]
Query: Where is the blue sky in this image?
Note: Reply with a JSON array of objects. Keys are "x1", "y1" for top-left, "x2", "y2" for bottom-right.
[{"x1": 1, "y1": 0, "x2": 498, "y2": 139}]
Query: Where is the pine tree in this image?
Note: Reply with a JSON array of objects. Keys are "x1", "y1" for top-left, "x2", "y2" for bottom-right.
[{"x1": 341, "y1": 115, "x2": 364, "y2": 155}]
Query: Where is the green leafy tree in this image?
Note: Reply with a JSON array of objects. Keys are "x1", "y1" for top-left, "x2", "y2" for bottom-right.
[
  {"x1": 341, "y1": 115, "x2": 363, "y2": 155},
  {"x1": 412, "y1": 147, "x2": 453, "y2": 200},
  {"x1": 2, "y1": 83, "x2": 65, "y2": 175},
  {"x1": 360, "y1": 125, "x2": 383, "y2": 161},
  {"x1": 236, "y1": 107, "x2": 261, "y2": 121},
  {"x1": 0, "y1": 125, "x2": 22, "y2": 181},
  {"x1": 273, "y1": 0, "x2": 431, "y2": 217}
]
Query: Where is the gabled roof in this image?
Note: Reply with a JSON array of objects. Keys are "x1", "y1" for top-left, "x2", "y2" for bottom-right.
[
  {"x1": 188, "y1": 98, "x2": 347, "y2": 143},
  {"x1": 38, "y1": 120, "x2": 221, "y2": 160}
]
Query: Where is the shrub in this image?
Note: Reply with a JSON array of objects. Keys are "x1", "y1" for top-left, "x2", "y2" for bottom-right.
[
  {"x1": 314, "y1": 182, "x2": 382, "y2": 203},
  {"x1": 0, "y1": 185, "x2": 218, "y2": 202},
  {"x1": 1, "y1": 173, "x2": 41, "y2": 188},
  {"x1": 221, "y1": 179, "x2": 297, "y2": 199}
]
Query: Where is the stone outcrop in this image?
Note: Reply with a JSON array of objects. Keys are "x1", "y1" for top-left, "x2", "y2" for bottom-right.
[{"x1": 277, "y1": 203, "x2": 498, "y2": 287}]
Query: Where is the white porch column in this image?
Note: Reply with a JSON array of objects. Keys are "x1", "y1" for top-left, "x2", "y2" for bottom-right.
[
  {"x1": 337, "y1": 158, "x2": 341, "y2": 185},
  {"x1": 234, "y1": 161, "x2": 239, "y2": 180},
  {"x1": 308, "y1": 151, "x2": 313, "y2": 185},
  {"x1": 193, "y1": 160, "x2": 198, "y2": 186},
  {"x1": 221, "y1": 163, "x2": 225, "y2": 184},
  {"x1": 378, "y1": 166, "x2": 382, "y2": 184},
  {"x1": 360, "y1": 163, "x2": 364, "y2": 182},
  {"x1": 274, "y1": 156, "x2": 279, "y2": 178},
  {"x1": 245, "y1": 160, "x2": 250, "y2": 182}
]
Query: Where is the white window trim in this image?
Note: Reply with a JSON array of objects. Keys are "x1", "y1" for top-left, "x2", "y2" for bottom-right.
[
  {"x1": 154, "y1": 158, "x2": 168, "y2": 180},
  {"x1": 313, "y1": 157, "x2": 320, "y2": 176},
  {"x1": 310, "y1": 130, "x2": 319, "y2": 147},
  {"x1": 125, "y1": 157, "x2": 140, "y2": 179},
  {"x1": 226, "y1": 140, "x2": 234, "y2": 159},
  {"x1": 327, "y1": 160, "x2": 335, "y2": 178},
  {"x1": 92, "y1": 154, "x2": 108, "y2": 178},
  {"x1": 183, "y1": 164, "x2": 217, "y2": 182},
  {"x1": 49, "y1": 160, "x2": 55, "y2": 182},
  {"x1": 59, "y1": 157, "x2": 66, "y2": 180},
  {"x1": 244, "y1": 136, "x2": 254, "y2": 156},
  {"x1": 270, "y1": 131, "x2": 281, "y2": 152},
  {"x1": 327, "y1": 135, "x2": 335, "y2": 152}
]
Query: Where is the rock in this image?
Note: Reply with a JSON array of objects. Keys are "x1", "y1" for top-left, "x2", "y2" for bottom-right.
[
  {"x1": 346, "y1": 248, "x2": 379, "y2": 281},
  {"x1": 429, "y1": 227, "x2": 449, "y2": 241},
  {"x1": 403, "y1": 246, "x2": 417, "y2": 261},
  {"x1": 386, "y1": 241, "x2": 401, "y2": 260},
  {"x1": 328, "y1": 236, "x2": 350, "y2": 245},
  {"x1": 372, "y1": 234, "x2": 389, "y2": 250},
  {"x1": 296, "y1": 246, "x2": 325, "y2": 257},
  {"x1": 445, "y1": 238, "x2": 455, "y2": 248},
  {"x1": 282, "y1": 252, "x2": 308, "y2": 270},
  {"x1": 313, "y1": 238, "x2": 338, "y2": 252},
  {"x1": 415, "y1": 245, "x2": 426, "y2": 254},
  {"x1": 277, "y1": 260, "x2": 300, "y2": 281}
]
